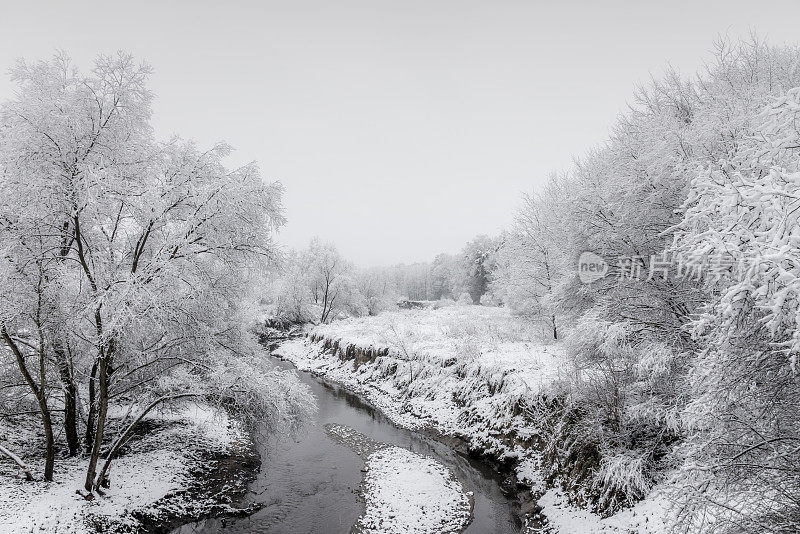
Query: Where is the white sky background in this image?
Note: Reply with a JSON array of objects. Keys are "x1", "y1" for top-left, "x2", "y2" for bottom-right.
[{"x1": 1, "y1": 1, "x2": 799, "y2": 267}]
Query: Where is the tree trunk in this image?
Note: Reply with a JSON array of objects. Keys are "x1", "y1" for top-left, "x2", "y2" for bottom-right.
[
  {"x1": 84, "y1": 348, "x2": 109, "y2": 492},
  {"x1": 54, "y1": 219, "x2": 80, "y2": 455},
  {"x1": 85, "y1": 309, "x2": 113, "y2": 492},
  {"x1": 62, "y1": 378, "x2": 79, "y2": 456},
  {"x1": 36, "y1": 325, "x2": 55, "y2": 482},
  {"x1": 94, "y1": 393, "x2": 200, "y2": 489},
  {"x1": 1, "y1": 325, "x2": 54, "y2": 481},
  {"x1": 321, "y1": 282, "x2": 329, "y2": 323},
  {"x1": 41, "y1": 404, "x2": 54, "y2": 482},
  {"x1": 53, "y1": 340, "x2": 79, "y2": 456},
  {"x1": 0, "y1": 442, "x2": 34, "y2": 481},
  {"x1": 85, "y1": 360, "x2": 98, "y2": 455}
]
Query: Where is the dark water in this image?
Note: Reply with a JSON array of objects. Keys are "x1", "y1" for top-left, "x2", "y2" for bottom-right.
[{"x1": 173, "y1": 356, "x2": 521, "y2": 533}]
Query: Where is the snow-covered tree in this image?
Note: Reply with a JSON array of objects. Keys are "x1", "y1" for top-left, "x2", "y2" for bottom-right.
[
  {"x1": 671, "y1": 84, "x2": 800, "y2": 534},
  {"x1": 491, "y1": 37, "x2": 800, "y2": 521},
  {"x1": 429, "y1": 253, "x2": 461, "y2": 300},
  {"x1": 0, "y1": 52, "x2": 310, "y2": 493},
  {"x1": 355, "y1": 267, "x2": 398, "y2": 316},
  {"x1": 303, "y1": 238, "x2": 363, "y2": 323},
  {"x1": 460, "y1": 235, "x2": 499, "y2": 304},
  {"x1": 264, "y1": 251, "x2": 316, "y2": 325},
  {"x1": 493, "y1": 179, "x2": 571, "y2": 338}
]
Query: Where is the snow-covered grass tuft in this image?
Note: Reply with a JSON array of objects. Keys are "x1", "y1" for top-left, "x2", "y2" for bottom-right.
[
  {"x1": 355, "y1": 446, "x2": 471, "y2": 534},
  {"x1": 594, "y1": 449, "x2": 652, "y2": 508}
]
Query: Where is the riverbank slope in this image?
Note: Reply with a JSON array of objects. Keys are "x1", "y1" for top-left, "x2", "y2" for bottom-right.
[{"x1": 272, "y1": 305, "x2": 669, "y2": 533}]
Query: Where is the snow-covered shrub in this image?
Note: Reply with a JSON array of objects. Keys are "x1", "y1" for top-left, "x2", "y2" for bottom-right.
[
  {"x1": 262, "y1": 266, "x2": 316, "y2": 326},
  {"x1": 456, "y1": 292, "x2": 473, "y2": 306},
  {"x1": 538, "y1": 311, "x2": 686, "y2": 514},
  {"x1": 479, "y1": 292, "x2": 500, "y2": 306},
  {"x1": 593, "y1": 450, "x2": 652, "y2": 511},
  {"x1": 432, "y1": 297, "x2": 456, "y2": 309},
  {"x1": 355, "y1": 268, "x2": 398, "y2": 316}
]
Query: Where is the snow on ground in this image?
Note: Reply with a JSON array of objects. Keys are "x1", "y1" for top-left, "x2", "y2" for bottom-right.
[
  {"x1": 355, "y1": 446, "x2": 471, "y2": 534},
  {"x1": 313, "y1": 306, "x2": 563, "y2": 393},
  {"x1": 0, "y1": 449, "x2": 187, "y2": 533},
  {"x1": 0, "y1": 404, "x2": 246, "y2": 533},
  {"x1": 536, "y1": 488, "x2": 668, "y2": 534}
]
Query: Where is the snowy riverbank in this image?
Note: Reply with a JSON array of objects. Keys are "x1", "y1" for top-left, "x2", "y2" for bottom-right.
[
  {"x1": 272, "y1": 306, "x2": 669, "y2": 533},
  {"x1": 274, "y1": 307, "x2": 563, "y2": 486},
  {"x1": 0, "y1": 404, "x2": 258, "y2": 533}
]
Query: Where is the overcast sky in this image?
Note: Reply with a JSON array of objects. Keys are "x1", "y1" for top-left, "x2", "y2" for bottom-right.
[{"x1": 2, "y1": 1, "x2": 799, "y2": 266}]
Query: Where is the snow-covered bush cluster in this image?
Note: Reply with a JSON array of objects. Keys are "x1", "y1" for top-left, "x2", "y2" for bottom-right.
[
  {"x1": 670, "y1": 78, "x2": 800, "y2": 534},
  {"x1": 488, "y1": 38, "x2": 800, "y2": 531}
]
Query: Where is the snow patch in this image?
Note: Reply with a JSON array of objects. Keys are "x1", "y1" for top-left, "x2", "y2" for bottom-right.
[
  {"x1": 537, "y1": 488, "x2": 668, "y2": 534},
  {"x1": 356, "y1": 446, "x2": 472, "y2": 534},
  {"x1": 0, "y1": 449, "x2": 187, "y2": 533}
]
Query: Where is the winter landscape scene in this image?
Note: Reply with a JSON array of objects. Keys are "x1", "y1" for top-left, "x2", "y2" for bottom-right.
[{"x1": 1, "y1": 2, "x2": 799, "y2": 533}]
